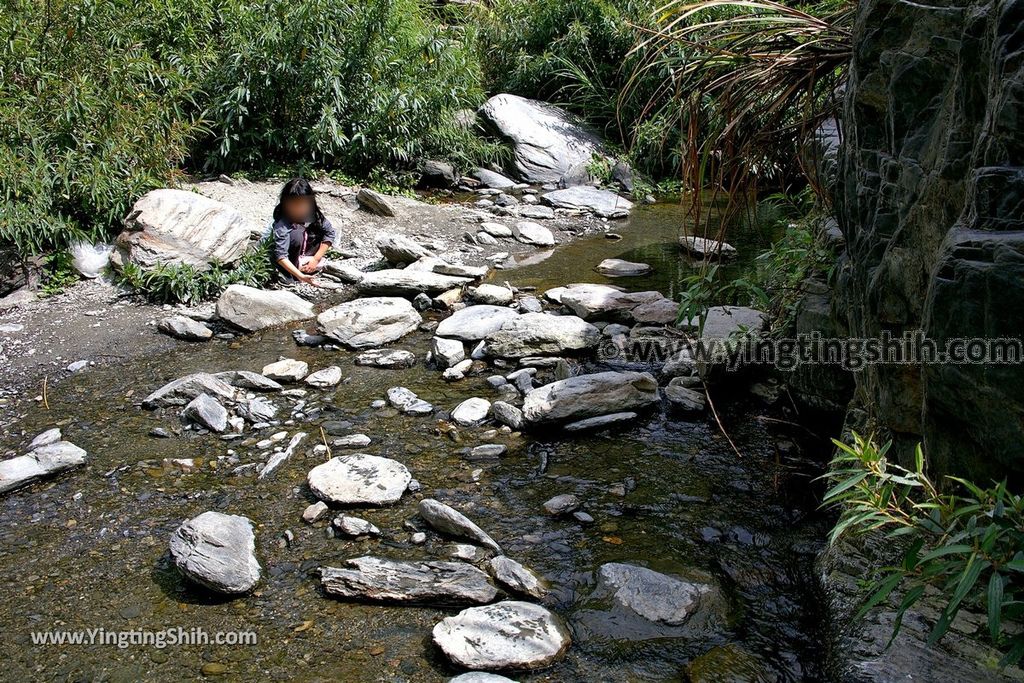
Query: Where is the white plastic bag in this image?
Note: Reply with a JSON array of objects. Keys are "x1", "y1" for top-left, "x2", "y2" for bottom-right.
[{"x1": 70, "y1": 241, "x2": 113, "y2": 279}]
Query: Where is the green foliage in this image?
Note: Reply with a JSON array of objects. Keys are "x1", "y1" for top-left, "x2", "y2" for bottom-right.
[
  {"x1": 117, "y1": 244, "x2": 273, "y2": 305},
  {"x1": 39, "y1": 251, "x2": 80, "y2": 298},
  {"x1": 823, "y1": 433, "x2": 1024, "y2": 666},
  {"x1": 676, "y1": 263, "x2": 768, "y2": 335}
]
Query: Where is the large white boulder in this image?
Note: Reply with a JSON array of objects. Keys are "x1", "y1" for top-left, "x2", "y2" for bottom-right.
[
  {"x1": 558, "y1": 284, "x2": 662, "y2": 322},
  {"x1": 307, "y1": 454, "x2": 411, "y2": 505},
  {"x1": 169, "y1": 511, "x2": 261, "y2": 594},
  {"x1": 522, "y1": 371, "x2": 659, "y2": 424},
  {"x1": 113, "y1": 189, "x2": 256, "y2": 270},
  {"x1": 478, "y1": 94, "x2": 607, "y2": 184},
  {"x1": 318, "y1": 297, "x2": 422, "y2": 349},
  {"x1": 216, "y1": 285, "x2": 314, "y2": 332},
  {"x1": 484, "y1": 313, "x2": 600, "y2": 358},
  {"x1": 436, "y1": 305, "x2": 519, "y2": 341}
]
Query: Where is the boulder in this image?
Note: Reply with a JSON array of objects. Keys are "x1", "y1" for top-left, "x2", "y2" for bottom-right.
[
  {"x1": 419, "y1": 160, "x2": 458, "y2": 188},
  {"x1": 318, "y1": 297, "x2": 421, "y2": 349},
  {"x1": 182, "y1": 393, "x2": 228, "y2": 432},
  {"x1": 522, "y1": 371, "x2": 659, "y2": 424},
  {"x1": 305, "y1": 366, "x2": 344, "y2": 388},
  {"x1": 354, "y1": 269, "x2": 471, "y2": 297},
  {"x1": 321, "y1": 556, "x2": 498, "y2": 604},
  {"x1": 473, "y1": 168, "x2": 517, "y2": 190},
  {"x1": 631, "y1": 297, "x2": 679, "y2": 325},
  {"x1": 451, "y1": 397, "x2": 491, "y2": 427},
  {"x1": 511, "y1": 221, "x2": 555, "y2": 247},
  {"x1": 307, "y1": 454, "x2": 412, "y2": 505},
  {"x1": 386, "y1": 387, "x2": 434, "y2": 415},
  {"x1": 558, "y1": 284, "x2": 662, "y2": 322},
  {"x1": 0, "y1": 441, "x2": 88, "y2": 494},
  {"x1": 354, "y1": 349, "x2": 417, "y2": 368},
  {"x1": 356, "y1": 188, "x2": 398, "y2": 217},
  {"x1": 595, "y1": 259, "x2": 652, "y2": 277},
  {"x1": 541, "y1": 187, "x2": 633, "y2": 218},
  {"x1": 158, "y1": 315, "x2": 213, "y2": 341},
  {"x1": 436, "y1": 306, "x2": 519, "y2": 342},
  {"x1": 377, "y1": 234, "x2": 431, "y2": 265},
  {"x1": 432, "y1": 601, "x2": 571, "y2": 671},
  {"x1": 432, "y1": 337, "x2": 466, "y2": 369},
  {"x1": 699, "y1": 306, "x2": 767, "y2": 341},
  {"x1": 484, "y1": 313, "x2": 600, "y2": 358},
  {"x1": 491, "y1": 402, "x2": 524, "y2": 430},
  {"x1": 434, "y1": 262, "x2": 489, "y2": 279},
  {"x1": 143, "y1": 372, "x2": 236, "y2": 408},
  {"x1": 478, "y1": 94, "x2": 607, "y2": 184},
  {"x1": 468, "y1": 283, "x2": 514, "y2": 306},
  {"x1": 664, "y1": 379, "x2": 706, "y2": 413},
  {"x1": 487, "y1": 556, "x2": 547, "y2": 599},
  {"x1": 261, "y1": 358, "x2": 308, "y2": 383},
  {"x1": 216, "y1": 285, "x2": 314, "y2": 332},
  {"x1": 168, "y1": 511, "x2": 260, "y2": 594},
  {"x1": 679, "y1": 235, "x2": 737, "y2": 259},
  {"x1": 418, "y1": 498, "x2": 501, "y2": 551},
  {"x1": 213, "y1": 370, "x2": 282, "y2": 391},
  {"x1": 114, "y1": 189, "x2": 255, "y2": 271},
  {"x1": 591, "y1": 562, "x2": 712, "y2": 626}
]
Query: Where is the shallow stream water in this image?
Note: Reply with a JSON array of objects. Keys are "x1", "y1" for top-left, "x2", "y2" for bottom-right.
[{"x1": 0, "y1": 202, "x2": 831, "y2": 682}]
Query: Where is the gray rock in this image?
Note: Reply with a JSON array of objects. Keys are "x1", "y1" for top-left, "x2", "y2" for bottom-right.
[
  {"x1": 542, "y1": 494, "x2": 579, "y2": 516},
  {"x1": 542, "y1": 186, "x2": 633, "y2": 218},
  {"x1": 664, "y1": 380, "x2": 706, "y2": 413},
  {"x1": 470, "y1": 444, "x2": 507, "y2": 459},
  {"x1": 216, "y1": 285, "x2": 314, "y2": 332},
  {"x1": 322, "y1": 556, "x2": 497, "y2": 604},
  {"x1": 449, "y1": 674, "x2": 519, "y2": 683},
  {"x1": 519, "y1": 205, "x2": 555, "y2": 220},
  {"x1": 480, "y1": 222, "x2": 512, "y2": 238},
  {"x1": 113, "y1": 189, "x2": 255, "y2": 271},
  {"x1": 213, "y1": 370, "x2": 282, "y2": 391},
  {"x1": 332, "y1": 434, "x2": 372, "y2": 449},
  {"x1": 451, "y1": 397, "x2": 491, "y2": 427},
  {"x1": 332, "y1": 515, "x2": 381, "y2": 537},
  {"x1": 511, "y1": 221, "x2": 555, "y2": 247},
  {"x1": 419, "y1": 160, "x2": 458, "y2": 188},
  {"x1": 318, "y1": 297, "x2": 421, "y2": 349},
  {"x1": 563, "y1": 411, "x2": 638, "y2": 432},
  {"x1": 595, "y1": 259, "x2": 651, "y2": 277},
  {"x1": 434, "y1": 262, "x2": 489, "y2": 279},
  {"x1": 386, "y1": 386, "x2": 434, "y2": 415},
  {"x1": 377, "y1": 234, "x2": 431, "y2": 264},
  {"x1": 182, "y1": 393, "x2": 228, "y2": 432},
  {"x1": 168, "y1": 511, "x2": 260, "y2": 594},
  {"x1": 679, "y1": 235, "x2": 737, "y2": 259},
  {"x1": 468, "y1": 283, "x2": 514, "y2": 306},
  {"x1": 473, "y1": 168, "x2": 517, "y2": 190},
  {"x1": 302, "y1": 501, "x2": 329, "y2": 524},
  {"x1": 631, "y1": 297, "x2": 679, "y2": 325},
  {"x1": 558, "y1": 284, "x2": 662, "y2": 322},
  {"x1": 354, "y1": 269, "x2": 471, "y2": 297},
  {"x1": 488, "y1": 556, "x2": 547, "y2": 599},
  {"x1": 236, "y1": 396, "x2": 277, "y2": 423},
  {"x1": 354, "y1": 349, "x2": 416, "y2": 368},
  {"x1": 143, "y1": 372, "x2": 236, "y2": 408},
  {"x1": 436, "y1": 305, "x2": 519, "y2": 342},
  {"x1": 356, "y1": 188, "x2": 398, "y2": 217},
  {"x1": 0, "y1": 441, "x2": 88, "y2": 494},
  {"x1": 307, "y1": 454, "x2": 412, "y2": 505},
  {"x1": 418, "y1": 498, "x2": 501, "y2": 551},
  {"x1": 593, "y1": 562, "x2": 711, "y2": 626},
  {"x1": 484, "y1": 312, "x2": 599, "y2": 358},
  {"x1": 158, "y1": 315, "x2": 213, "y2": 341},
  {"x1": 491, "y1": 402, "x2": 524, "y2": 430},
  {"x1": 305, "y1": 366, "x2": 343, "y2": 388},
  {"x1": 29, "y1": 428, "x2": 62, "y2": 449},
  {"x1": 432, "y1": 600, "x2": 570, "y2": 670},
  {"x1": 261, "y1": 358, "x2": 308, "y2": 383},
  {"x1": 478, "y1": 94, "x2": 607, "y2": 184},
  {"x1": 522, "y1": 371, "x2": 659, "y2": 424},
  {"x1": 432, "y1": 337, "x2": 466, "y2": 369},
  {"x1": 517, "y1": 296, "x2": 544, "y2": 313}
]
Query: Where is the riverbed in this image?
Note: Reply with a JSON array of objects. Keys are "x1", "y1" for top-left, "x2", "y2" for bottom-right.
[{"x1": 0, "y1": 201, "x2": 831, "y2": 682}]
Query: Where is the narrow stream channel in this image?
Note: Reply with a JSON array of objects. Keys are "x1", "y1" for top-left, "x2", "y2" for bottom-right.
[{"x1": 0, "y1": 202, "x2": 832, "y2": 681}]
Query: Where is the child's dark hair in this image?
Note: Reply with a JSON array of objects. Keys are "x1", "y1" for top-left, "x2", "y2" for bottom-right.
[{"x1": 273, "y1": 178, "x2": 326, "y2": 236}]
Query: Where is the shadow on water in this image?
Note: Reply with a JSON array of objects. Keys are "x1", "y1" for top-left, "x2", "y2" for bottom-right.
[{"x1": 0, "y1": 201, "x2": 828, "y2": 682}]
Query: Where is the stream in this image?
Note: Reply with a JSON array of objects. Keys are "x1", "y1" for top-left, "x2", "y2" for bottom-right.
[{"x1": 0, "y1": 201, "x2": 833, "y2": 682}]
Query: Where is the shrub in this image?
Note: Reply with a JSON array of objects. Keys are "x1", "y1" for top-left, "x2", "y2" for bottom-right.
[{"x1": 823, "y1": 433, "x2": 1024, "y2": 666}]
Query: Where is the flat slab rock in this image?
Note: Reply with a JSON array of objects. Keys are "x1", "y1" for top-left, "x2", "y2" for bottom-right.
[
  {"x1": 354, "y1": 349, "x2": 417, "y2": 368},
  {"x1": 484, "y1": 313, "x2": 600, "y2": 358},
  {"x1": 307, "y1": 454, "x2": 411, "y2": 505},
  {"x1": 542, "y1": 186, "x2": 633, "y2": 218},
  {"x1": 436, "y1": 305, "x2": 520, "y2": 342},
  {"x1": 318, "y1": 297, "x2": 422, "y2": 349},
  {"x1": 216, "y1": 284, "x2": 314, "y2": 332},
  {"x1": 0, "y1": 440, "x2": 88, "y2": 494},
  {"x1": 419, "y1": 498, "x2": 501, "y2": 551},
  {"x1": 595, "y1": 258, "x2": 652, "y2": 277},
  {"x1": 563, "y1": 411, "x2": 638, "y2": 432},
  {"x1": 169, "y1": 511, "x2": 261, "y2": 594},
  {"x1": 321, "y1": 556, "x2": 498, "y2": 604},
  {"x1": 143, "y1": 372, "x2": 237, "y2": 408},
  {"x1": 522, "y1": 371, "x2": 659, "y2": 425},
  {"x1": 432, "y1": 600, "x2": 571, "y2": 671},
  {"x1": 558, "y1": 284, "x2": 663, "y2": 322},
  {"x1": 158, "y1": 314, "x2": 213, "y2": 341},
  {"x1": 354, "y1": 269, "x2": 470, "y2": 297},
  {"x1": 593, "y1": 562, "x2": 712, "y2": 626},
  {"x1": 488, "y1": 556, "x2": 547, "y2": 599},
  {"x1": 679, "y1": 235, "x2": 737, "y2": 259}
]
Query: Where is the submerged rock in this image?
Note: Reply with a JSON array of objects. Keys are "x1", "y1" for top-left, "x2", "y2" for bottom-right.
[
  {"x1": 307, "y1": 454, "x2": 411, "y2": 505},
  {"x1": 318, "y1": 297, "x2": 422, "y2": 349},
  {"x1": 418, "y1": 498, "x2": 501, "y2": 551},
  {"x1": 432, "y1": 600, "x2": 571, "y2": 671},
  {"x1": 542, "y1": 494, "x2": 580, "y2": 516},
  {"x1": 484, "y1": 313, "x2": 600, "y2": 358},
  {"x1": 563, "y1": 411, "x2": 637, "y2": 433},
  {"x1": 522, "y1": 371, "x2": 659, "y2": 425},
  {"x1": 321, "y1": 556, "x2": 497, "y2": 604},
  {"x1": 216, "y1": 285, "x2": 314, "y2": 332},
  {"x1": 0, "y1": 440, "x2": 88, "y2": 495},
  {"x1": 168, "y1": 511, "x2": 260, "y2": 595}
]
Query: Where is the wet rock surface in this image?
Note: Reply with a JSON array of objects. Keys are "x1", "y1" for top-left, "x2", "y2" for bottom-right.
[
  {"x1": 307, "y1": 454, "x2": 412, "y2": 505},
  {"x1": 168, "y1": 511, "x2": 261, "y2": 595},
  {"x1": 321, "y1": 556, "x2": 498, "y2": 604}
]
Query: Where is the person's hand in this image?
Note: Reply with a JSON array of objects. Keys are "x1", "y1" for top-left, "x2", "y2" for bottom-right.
[
  {"x1": 300, "y1": 258, "x2": 320, "y2": 274},
  {"x1": 297, "y1": 272, "x2": 315, "y2": 285}
]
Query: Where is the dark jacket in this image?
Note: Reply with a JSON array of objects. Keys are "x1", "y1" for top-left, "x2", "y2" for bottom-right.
[{"x1": 270, "y1": 218, "x2": 337, "y2": 267}]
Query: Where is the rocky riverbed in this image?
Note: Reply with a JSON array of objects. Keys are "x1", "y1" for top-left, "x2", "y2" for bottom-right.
[{"x1": 0, "y1": 192, "x2": 829, "y2": 681}]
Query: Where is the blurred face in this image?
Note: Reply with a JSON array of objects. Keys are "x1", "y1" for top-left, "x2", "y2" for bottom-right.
[{"x1": 282, "y1": 195, "x2": 314, "y2": 224}]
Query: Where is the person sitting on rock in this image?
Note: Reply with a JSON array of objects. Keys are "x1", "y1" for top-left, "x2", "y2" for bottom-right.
[{"x1": 270, "y1": 177, "x2": 337, "y2": 283}]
